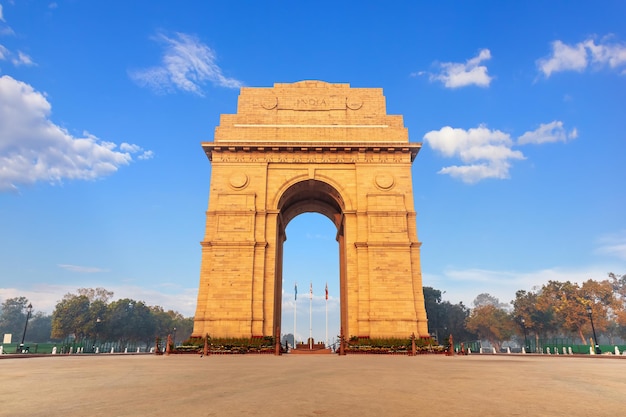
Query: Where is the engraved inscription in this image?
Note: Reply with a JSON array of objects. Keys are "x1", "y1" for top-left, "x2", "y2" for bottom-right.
[
  {"x1": 296, "y1": 97, "x2": 328, "y2": 110},
  {"x1": 276, "y1": 95, "x2": 348, "y2": 111}
]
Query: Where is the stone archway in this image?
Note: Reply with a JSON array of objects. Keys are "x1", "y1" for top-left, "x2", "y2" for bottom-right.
[
  {"x1": 192, "y1": 80, "x2": 428, "y2": 340},
  {"x1": 273, "y1": 179, "x2": 346, "y2": 340}
]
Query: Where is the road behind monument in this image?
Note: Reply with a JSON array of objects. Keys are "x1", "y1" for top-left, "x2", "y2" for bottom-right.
[{"x1": 2, "y1": 354, "x2": 625, "y2": 416}]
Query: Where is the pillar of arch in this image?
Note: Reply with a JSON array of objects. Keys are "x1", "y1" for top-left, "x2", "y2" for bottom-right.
[{"x1": 192, "y1": 80, "x2": 428, "y2": 339}]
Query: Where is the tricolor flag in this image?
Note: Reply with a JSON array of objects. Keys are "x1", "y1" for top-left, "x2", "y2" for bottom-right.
[
  {"x1": 325, "y1": 283, "x2": 328, "y2": 300},
  {"x1": 294, "y1": 282, "x2": 297, "y2": 300}
]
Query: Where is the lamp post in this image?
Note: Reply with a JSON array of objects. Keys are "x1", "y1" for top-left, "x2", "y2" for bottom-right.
[
  {"x1": 173, "y1": 327, "x2": 177, "y2": 347},
  {"x1": 94, "y1": 317, "x2": 102, "y2": 353},
  {"x1": 586, "y1": 305, "x2": 601, "y2": 354},
  {"x1": 521, "y1": 318, "x2": 529, "y2": 353},
  {"x1": 18, "y1": 303, "x2": 33, "y2": 353}
]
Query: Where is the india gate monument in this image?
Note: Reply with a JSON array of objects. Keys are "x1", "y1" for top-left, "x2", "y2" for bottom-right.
[{"x1": 192, "y1": 80, "x2": 429, "y2": 340}]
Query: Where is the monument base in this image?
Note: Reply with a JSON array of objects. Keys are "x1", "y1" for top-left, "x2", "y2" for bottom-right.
[
  {"x1": 291, "y1": 340, "x2": 332, "y2": 354},
  {"x1": 291, "y1": 348, "x2": 333, "y2": 355}
]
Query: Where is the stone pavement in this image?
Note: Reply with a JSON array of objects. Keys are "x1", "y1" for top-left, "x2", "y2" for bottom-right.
[{"x1": 2, "y1": 354, "x2": 625, "y2": 416}]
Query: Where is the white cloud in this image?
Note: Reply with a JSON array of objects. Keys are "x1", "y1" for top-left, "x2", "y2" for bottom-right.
[
  {"x1": 0, "y1": 39, "x2": 35, "y2": 67},
  {"x1": 594, "y1": 230, "x2": 626, "y2": 260},
  {"x1": 429, "y1": 49, "x2": 493, "y2": 88},
  {"x1": 538, "y1": 36, "x2": 626, "y2": 77},
  {"x1": 423, "y1": 265, "x2": 619, "y2": 308},
  {"x1": 423, "y1": 125, "x2": 524, "y2": 183},
  {"x1": 120, "y1": 143, "x2": 141, "y2": 153},
  {"x1": 0, "y1": 75, "x2": 152, "y2": 192},
  {"x1": 58, "y1": 264, "x2": 109, "y2": 273},
  {"x1": 537, "y1": 40, "x2": 587, "y2": 77},
  {"x1": 0, "y1": 8, "x2": 35, "y2": 67},
  {"x1": 425, "y1": 120, "x2": 576, "y2": 183},
  {"x1": 0, "y1": 26, "x2": 14, "y2": 36},
  {"x1": 138, "y1": 150, "x2": 154, "y2": 160},
  {"x1": 0, "y1": 4, "x2": 15, "y2": 36},
  {"x1": 117, "y1": 144, "x2": 153, "y2": 160},
  {"x1": 517, "y1": 120, "x2": 577, "y2": 145},
  {"x1": 129, "y1": 32, "x2": 243, "y2": 96},
  {"x1": 437, "y1": 162, "x2": 513, "y2": 184},
  {"x1": 12, "y1": 50, "x2": 34, "y2": 66},
  {"x1": 0, "y1": 283, "x2": 198, "y2": 316},
  {"x1": 0, "y1": 7, "x2": 30, "y2": 67},
  {"x1": 585, "y1": 39, "x2": 626, "y2": 69}
]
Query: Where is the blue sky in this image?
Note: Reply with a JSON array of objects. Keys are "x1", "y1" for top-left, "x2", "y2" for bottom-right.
[{"x1": 1, "y1": 1, "x2": 625, "y2": 343}]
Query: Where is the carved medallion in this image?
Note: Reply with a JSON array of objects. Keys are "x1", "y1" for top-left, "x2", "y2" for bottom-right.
[
  {"x1": 229, "y1": 172, "x2": 249, "y2": 189},
  {"x1": 261, "y1": 96, "x2": 278, "y2": 110},
  {"x1": 375, "y1": 173, "x2": 395, "y2": 190},
  {"x1": 346, "y1": 96, "x2": 363, "y2": 110}
]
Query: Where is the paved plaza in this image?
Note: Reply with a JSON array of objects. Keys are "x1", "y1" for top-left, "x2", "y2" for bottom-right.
[{"x1": 2, "y1": 354, "x2": 625, "y2": 416}]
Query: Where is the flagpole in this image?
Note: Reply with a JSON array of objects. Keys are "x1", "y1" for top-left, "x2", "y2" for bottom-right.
[
  {"x1": 325, "y1": 282, "x2": 328, "y2": 348},
  {"x1": 294, "y1": 282, "x2": 297, "y2": 350},
  {"x1": 309, "y1": 282, "x2": 313, "y2": 350}
]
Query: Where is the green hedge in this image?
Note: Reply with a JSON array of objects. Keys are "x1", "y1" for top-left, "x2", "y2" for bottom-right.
[{"x1": 179, "y1": 336, "x2": 276, "y2": 354}]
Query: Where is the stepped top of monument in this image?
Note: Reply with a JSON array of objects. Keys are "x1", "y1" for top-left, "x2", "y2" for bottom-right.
[{"x1": 212, "y1": 80, "x2": 409, "y2": 143}]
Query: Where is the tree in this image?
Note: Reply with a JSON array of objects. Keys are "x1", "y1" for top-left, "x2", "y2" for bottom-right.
[
  {"x1": 473, "y1": 293, "x2": 509, "y2": 309},
  {"x1": 512, "y1": 289, "x2": 556, "y2": 349},
  {"x1": 282, "y1": 333, "x2": 295, "y2": 348},
  {"x1": 148, "y1": 306, "x2": 193, "y2": 346},
  {"x1": 440, "y1": 301, "x2": 476, "y2": 343},
  {"x1": 537, "y1": 281, "x2": 590, "y2": 344},
  {"x1": 7, "y1": 288, "x2": 194, "y2": 349},
  {"x1": 0, "y1": 297, "x2": 31, "y2": 339},
  {"x1": 76, "y1": 287, "x2": 113, "y2": 303},
  {"x1": 151, "y1": 306, "x2": 175, "y2": 337},
  {"x1": 51, "y1": 294, "x2": 91, "y2": 340},
  {"x1": 609, "y1": 273, "x2": 626, "y2": 340},
  {"x1": 537, "y1": 281, "x2": 585, "y2": 343},
  {"x1": 580, "y1": 278, "x2": 620, "y2": 343},
  {"x1": 466, "y1": 303, "x2": 514, "y2": 351},
  {"x1": 423, "y1": 287, "x2": 444, "y2": 338},
  {"x1": 174, "y1": 316, "x2": 194, "y2": 344},
  {"x1": 87, "y1": 299, "x2": 108, "y2": 339},
  {"x1": 536, "y1": 279, "x2": 619, "y2": 344},
  {"x1": 51, "y1": 288, "x2": 116, "y2": 343},
  {"x1": 609, "y1": 272, "x2": 626, "y2": 299},
  {"x1": 27, "y1": 313, "x2": 54, "y2": 342},
  {"x1": 106, "y1": 299, "x2": 155, "y2": 347},
  {"x1": 422, "y1": 287, "x2": 476, "y2": 343}
]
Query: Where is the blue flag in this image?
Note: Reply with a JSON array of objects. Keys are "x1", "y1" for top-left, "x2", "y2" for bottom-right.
[{"x1": 294, "y1": 283, "x2": 297, "y2": 300}]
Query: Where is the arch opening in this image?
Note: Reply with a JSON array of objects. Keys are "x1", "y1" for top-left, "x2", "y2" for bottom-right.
[
  {"x1": 278, "y1": 179, "x2": 345, "y2": 228},
  {"x1": 280, "y1": 213, "x2": 340, "y2": 349},
  {"x1": 274, "y1": 180, "x2": 346, "y2": 349}
]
